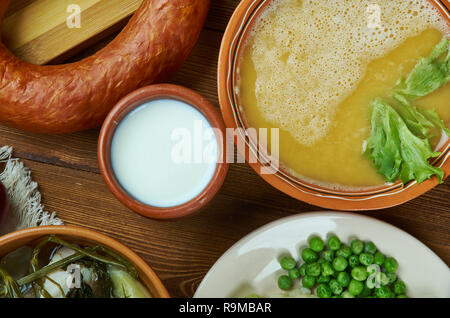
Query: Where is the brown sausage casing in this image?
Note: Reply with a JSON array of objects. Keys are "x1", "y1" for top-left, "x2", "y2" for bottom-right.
[{"x1": 0, "y1": 0, "x2": 210, "y2": 133}]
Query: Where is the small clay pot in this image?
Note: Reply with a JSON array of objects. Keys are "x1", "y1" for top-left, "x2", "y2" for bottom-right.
[{"x1": 98, "y1": 84, "x2": 228, "y2": 219}]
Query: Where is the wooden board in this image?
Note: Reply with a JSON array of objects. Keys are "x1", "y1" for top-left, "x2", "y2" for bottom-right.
[
  {"x1": 2, "y1": 0, "x2": 143, "y2": 64},
  {"x1": 0, "y1": 0, "x2": 448, "y2": 297}
]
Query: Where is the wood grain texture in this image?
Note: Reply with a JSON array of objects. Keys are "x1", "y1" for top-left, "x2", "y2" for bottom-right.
[
  {"x1": 3, "y1": 0, "x2": 142, "y2": 64},
  {"x1": 0, "y1": 0, "x2": 449, "y2": 297}
]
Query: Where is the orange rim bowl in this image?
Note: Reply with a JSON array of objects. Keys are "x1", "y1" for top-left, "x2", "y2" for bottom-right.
[
  {"x1": 217, "y1": 0, "x2": 450, "y2": 211},
  {"x1": 0, "y1": 225, "x2": 170, "y2": 298}
]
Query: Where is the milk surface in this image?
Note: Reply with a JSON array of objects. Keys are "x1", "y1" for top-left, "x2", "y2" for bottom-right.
[{"x1": 111, "y1": 99, "x2": 218, "y2": 208}]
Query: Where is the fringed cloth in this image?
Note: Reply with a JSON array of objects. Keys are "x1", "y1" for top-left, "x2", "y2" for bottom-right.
[{"x1": 0, "y1": 146, "x2": 62, "y2": 235}]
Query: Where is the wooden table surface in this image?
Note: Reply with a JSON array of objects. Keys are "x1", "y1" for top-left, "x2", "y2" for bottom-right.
[{"x1": 0, "y1": 0, "x2": 449, "y2": 297}]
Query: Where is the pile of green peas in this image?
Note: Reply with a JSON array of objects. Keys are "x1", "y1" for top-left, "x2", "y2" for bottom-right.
[{"x1": 277, "y1": 235, "x2": 408, "y2": 298}]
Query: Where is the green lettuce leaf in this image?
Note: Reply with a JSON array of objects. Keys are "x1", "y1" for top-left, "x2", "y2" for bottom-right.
[
  {"x1": 365, "y1": 99, "x2": 443, "y2": 184},
  {"x1": 392, "y1": 93, "x2": 450, "y2": 139},
  {"x1": 364, "y1": 99, "x2": 402, "y2": 183},
  {"x1": 365, "y1": 38, "x2": 449, "y2": 184},
  {"x1": 419, "y1": 108, "x2": 450, "y2": 137},
  {"x1": 389, "y1": 103, "x2": 443, "y2": 184},
  {"x1": 396, "y1": 37, "x2": 449, "y2": 99}
]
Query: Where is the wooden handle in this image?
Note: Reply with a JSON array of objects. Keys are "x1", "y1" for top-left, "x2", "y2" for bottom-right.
[{"x1": 2, "y1": 0, "x2": 143, "y2": 65}]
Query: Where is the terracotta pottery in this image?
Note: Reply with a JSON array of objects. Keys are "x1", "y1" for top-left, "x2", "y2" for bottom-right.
[
  {"x1": 0, "y1": 225, "x2": 170, "y2": 298},
  {"x1": 218, "y1": 0, "x2": 450, "y2": 211},
  {"x1": 98, "y1": 84, "x2": 228, "y2": 219}
]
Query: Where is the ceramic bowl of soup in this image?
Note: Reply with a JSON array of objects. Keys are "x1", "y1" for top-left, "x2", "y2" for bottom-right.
[
  {"x1": 0, "y1": 225, "x2": 169, "y2": 298},
  {"x1": 98, "y1": 84, "x2": 228, "y2": 219},
  {"x1": 218, "y1": 0, "x2": 450, "y2": 210}
]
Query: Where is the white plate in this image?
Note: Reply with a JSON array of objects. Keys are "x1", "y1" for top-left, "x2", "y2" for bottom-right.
[{"x1": 195, "y1": 212, "x2": 450, "y2": 298}]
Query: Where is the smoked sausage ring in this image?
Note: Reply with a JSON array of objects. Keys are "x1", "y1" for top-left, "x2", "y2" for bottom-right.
[{"x1": 0, "y1": 0, "x2": 209, "y2": 134}]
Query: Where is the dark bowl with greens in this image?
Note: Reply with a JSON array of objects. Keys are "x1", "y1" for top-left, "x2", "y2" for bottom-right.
[{"x1": 0, "y1": 225, "x2": 169, "y2": 298}]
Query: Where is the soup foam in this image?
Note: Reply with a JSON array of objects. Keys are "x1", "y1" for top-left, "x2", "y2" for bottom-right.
[{"x1": 243, "y1": 0, "x2": 449, "y2": 146}]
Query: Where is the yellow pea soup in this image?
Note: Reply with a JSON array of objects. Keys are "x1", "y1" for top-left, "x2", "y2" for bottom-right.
[{"x1": 237, "y1": 0, "x2": 450, "y2": 189}]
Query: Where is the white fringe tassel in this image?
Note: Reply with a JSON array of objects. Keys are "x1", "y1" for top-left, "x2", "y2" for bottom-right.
[{"x1": 0, "y1": 146, "x2": 63, "y2": 235}]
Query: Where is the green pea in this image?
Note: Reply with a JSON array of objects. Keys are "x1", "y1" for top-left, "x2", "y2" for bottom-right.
[
  {"x1": 374, "y1": 252, "x2": 385, "y2": 266},
  {"x1": 348, "y1": 279, "x2": 364, "y2": 296},
  {"x1": 306, "y1": 262, "x2": 322, "y2": 277},
  {"x1": 348, "y1": 254, "x2": 360, "y2": 268},
  {"x1": 364, "y1": 241, "x2": 377, "y2": 254},
  {"x1": 321, "y1": 261, "x2": 335, "y2": 276},
  {"x1": 332, "y1": 256, "x2": 348, "y2": 272},
  {"x1": 317, "y1": 275, "x2": 331, "y2": 284},
  {"x1": 366, "y1": 264, "x2": 379, "y2": 277},
  {"x1": 299, "y1": 263, "x2": 307, "y2": 276},
  {"x1": 336, "y1": 245, "x2": 352, "y2": 259},
  {"x1": 280, "y1": 256, "x2": 296, "y2": 270},
  {"x1": 377, "y1": 272, "x2": 390, "y2": 286},
  {"x1": 309, "y1": 236, "x2": 325, "y2": 252},
  {"x1": 329, "y1": 279, "x2": 343, "y2": 295},
  {"x1": 322, "y1": 250, "x2": 334, "y2": 262},
  {"x1": 274, "y1": 235, "x2": 405, "y2": 299},
  {"x1": 393, "y1": 280, "x2": 406, "y2": 295},
  {"x1": 288, "y1": 268, "x2": 301, "y2": 280},
  {"x1": 351, "y1": 266, "x2": 368, "y2": 281},
  {"x1": 365, "y1": 275, "x2": 376, "y2": 289},
  {"x1": 350, "y1": 239, "x2": 364, "y2": 255},
  {"x1": 359, "y1": 285, "x2": 373, "y2": 298},
  {"x1": 317, "y1": 283, "x2": 332, "y2": 298},
  {"x1": 328, "y1": 236, "x2": 341, "y2": 251},
  {"x1": 384, "y1": 257, "x2": 398, "y2": 273},
  {"x1": 359, "y1": 253, "x2": 374, "y2": 266},
  {"x1": 302, "y1": 275, "x2": 316, "y2": 289},
  {"x1": 337, "y1": 271, "x2": 350, "y2": 287},
  {"x1": 386, "y1": 272, "x2": 397, "y2": 284},
  {"x1": 278, "y1": 275, "x2": 292, "y2": 290},
  {"x1": 301, "y1": 248, "x2": 318, "y2": 264},
  {"x1": 341, "y1": 290, "x2": 355, "y2": 298},
  {"x1": 375, "y1": 285, "x2": 392, "y2": 298}
]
